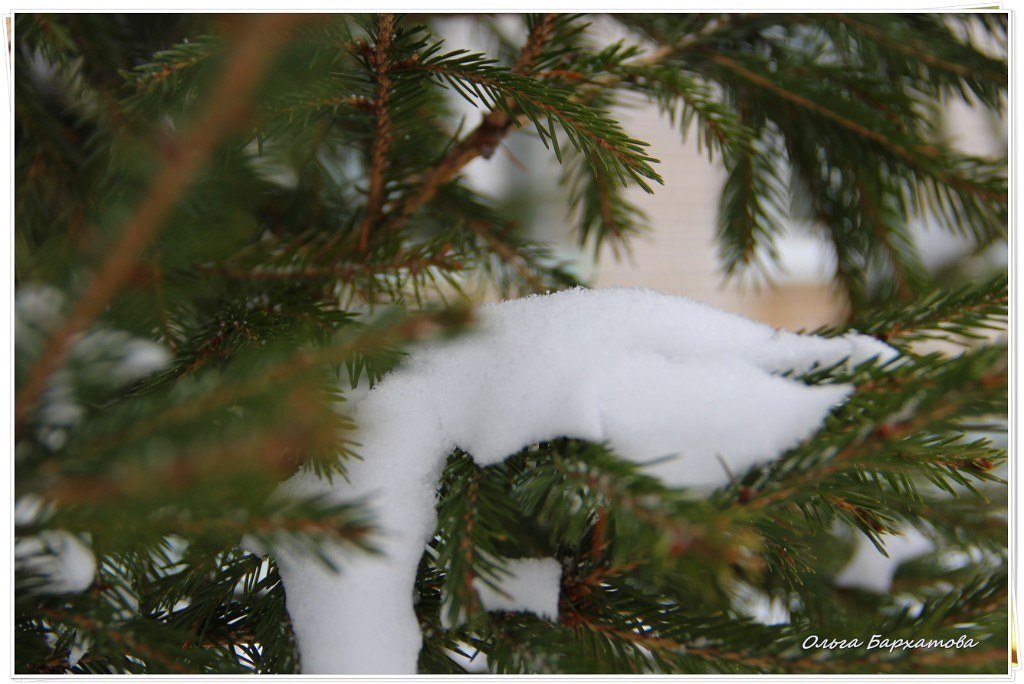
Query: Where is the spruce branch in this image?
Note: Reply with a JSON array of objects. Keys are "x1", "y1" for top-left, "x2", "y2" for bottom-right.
[
  {"x1": 707, "y1": 52, "x2": 1006, "y2": 205},
  {"x1": 859, "y1": 274, "x2": 1007, "y2": 347},
  {"x1": 710, "y1": 54, "x2": 925, "y2": 165},
  {"x1": 619, "y1": 66, "x2": 754, "y2": 158},
  {"x1": 74, "y1": 308, "x2": 468, "y2": 463},
  {"x1": 407, "y1": 59, "x2": 659, "y2": 184},
  {"x1": 15, "y1": 14, "x2": 307, "y2": 436},
  {"x1": 852, "y1": 176, "x2": 920, "y2": 302},
  {"x1": 465, "y1": 220, "x2": 547, "y2": 293},
  {"x1": 39, "y1": 608, "x2": 193, "y2": 674},
  {"x1": 125, "y1": 36, "x2": 219, "y2": 96},
  {"x1": 716, "y1": 125, "x2": 785, "y2": 275},
  {"x1": 831, "y1": 14, "x2": 1004, "y2": 85},
  {"x1": 197, "y1": 247, "x2": 462, "y2": 284},
  {"x1": 558, "y1": 84, "x2": 650, "y2": 255},
  {"x1": 387, "y1": 14, "x2": 560, "y2": 229},
  {"x1": 741, "y1": 352, "x2": 1006, "y2": 515}
]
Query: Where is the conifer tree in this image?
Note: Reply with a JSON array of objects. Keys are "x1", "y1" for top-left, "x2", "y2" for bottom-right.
[{"x1": 14, "y1": 13, "x2": 1007, "y2": 674}]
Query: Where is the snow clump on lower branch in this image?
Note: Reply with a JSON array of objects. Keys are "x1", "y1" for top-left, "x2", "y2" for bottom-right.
[
  {"x1": 261, "y1": 287, "x2": 898, "y2": 673},
  {"x1": 439, "y1": 557, "x2": 563, "y2": 630},
  {"x1": 15, "y1": 530, "x2": 96, "y2": 595}
]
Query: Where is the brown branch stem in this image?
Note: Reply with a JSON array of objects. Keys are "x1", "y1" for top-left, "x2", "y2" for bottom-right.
[
  {"x1": 358, "y1": 14, "x2": 396, "y2": 252},
  {"x1": 387, "y1": 14, "x2": 558, "y2": 231},
  {"x1": 14, "y1": 14, "x2": 307, "y2": 437}
]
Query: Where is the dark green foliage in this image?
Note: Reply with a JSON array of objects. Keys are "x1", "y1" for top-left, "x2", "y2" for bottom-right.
[
  {"x1": 14, "y1": 12, "x2": 1006, "y2": 674},
  {"x1": 618, "y1": 13, "x2": 1006, "y2": 307}
]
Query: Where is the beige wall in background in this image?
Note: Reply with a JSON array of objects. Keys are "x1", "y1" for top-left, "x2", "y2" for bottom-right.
[
  {"x1": 588, "y1": 92, "x2": 1003, "y2": 332},
  {"x1": 591, "y1": 100, "x2": 844, "y2": 332}
]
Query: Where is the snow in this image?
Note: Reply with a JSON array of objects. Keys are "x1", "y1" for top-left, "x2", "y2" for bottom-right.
[
  {"x1": 15, "y1": 495, "x2": 49, "y2": 525},
  {"x1": 16, "y1": 286, "x2": 172, "y2": 452},
  {"x1": 732, "y1": 583, "x2": 791, "y2": 625},
  {"x1": 445, "y1": 644, "x2": 489, "y2": 673},
  {"x1": 259, "y1": 287, "x2": 897, "y2": 673},
  {"x1": 474, "y1": 558, "x2": 562, "y2": 620},
  {"x1": 15, "y1": 285, "x2": 65, "y2": 344},
  {"x1": 768, "y1": 232, "x2": 836, "y2": 285},
  {"x1": 15, "y1": 496, "x2": 97, "y2": 596},
  {"x1": 834, "y1": 526, "x2": 934, "y2": 593},
  {"x1": 73, "y1": 331, "x2": 172, "y2": 385},
  {"x1": 68, "y1": 638, "x2": 90, "y2": 667},
  {"x1": 16, "y1": 530, "x2": 96, "y2": 595},
  {"x1": 42, "y1": 632, "x2": 90, "y2": 669},
  {"x1": 439, "y1": 556, "x2": 562, "y2": 628}
]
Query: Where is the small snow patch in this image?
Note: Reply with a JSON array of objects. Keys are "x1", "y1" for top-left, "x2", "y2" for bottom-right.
[
  {"x1": 835, "y1": 526, "x2": 934, "y2": 593},
  {"x1": 16, "y1": 530, "x2": 96, "y2": 595},
  {"x1": 474, "y1": 557, "x2": 562, "y2": 621}
]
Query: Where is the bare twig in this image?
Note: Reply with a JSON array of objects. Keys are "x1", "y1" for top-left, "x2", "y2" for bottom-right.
[{"x1": 14, "y1": 14, "x2": 307, "y2": 435}]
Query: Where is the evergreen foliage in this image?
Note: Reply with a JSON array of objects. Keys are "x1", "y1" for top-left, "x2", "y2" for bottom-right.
[{"x1": 13, "y1": 12, "x2": 1007, "y2": 674}]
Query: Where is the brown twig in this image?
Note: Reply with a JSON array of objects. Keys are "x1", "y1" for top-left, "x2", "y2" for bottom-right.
[
  {"x1": 459, "y1": 470, "x2": 483, "y2": 615},
  {"x1": 388, "y1": 14, "x2": 558, "y2": 231},
  {"x1": 14, "y1": 14, "x2": 307, "y2": 437},
  {"x1": 358, "y1": 14, "x2": 396, "y2": 252}
]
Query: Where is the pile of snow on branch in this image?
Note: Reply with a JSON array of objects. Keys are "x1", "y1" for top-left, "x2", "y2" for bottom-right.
[{"x1": 257, "y1": 287, "x2": 898, "y2": 673}]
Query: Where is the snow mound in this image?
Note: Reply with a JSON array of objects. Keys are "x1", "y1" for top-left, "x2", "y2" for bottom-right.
[{"x1": 263, "y1": 287, "x2": 897, "y2": 673}]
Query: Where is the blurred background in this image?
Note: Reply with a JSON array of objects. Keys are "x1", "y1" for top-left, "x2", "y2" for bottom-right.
[{"x1": 441, "y1": 15, "x2": 1007, "y2": 331}]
